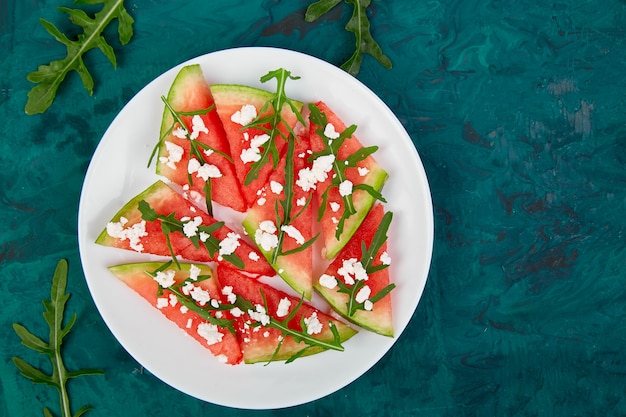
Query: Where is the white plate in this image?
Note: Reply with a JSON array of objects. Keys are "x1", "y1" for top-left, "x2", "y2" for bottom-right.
[{"x1": 78, "y1": 47, "x2": 433, "y2": 409}]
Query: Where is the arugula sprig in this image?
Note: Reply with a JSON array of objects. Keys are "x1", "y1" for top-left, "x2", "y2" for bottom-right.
[
  {"x1": 137, "y1": 200, "x2": 245, "y2": 270},
  {"x1": 305, "y1": 0, "x2": 392, "y2": 76},
  {"x1": 25, "y1": 0, "x2": 134, "y2": 115},
  {"x1": 335, "y1": 211, "x2": 395, "y2": 316},
  {"x1": 242, "y1": 69, "x2": 306, "y2": 186},
  {"x1": 270, "y1": 135, "x2": 319, "y2": 264},
  {"x1": 308, "y1": 102, "x2": 387, "y2": 239},
  {"x1": 148, "y1": 96, "x2": 233, "y2": 216},
  {"x1": 146, "y1": 262, "x2": 237, "y2": 335},
  {"x1": 12, "y1": 259, "x2": 104, "y2": 417}
]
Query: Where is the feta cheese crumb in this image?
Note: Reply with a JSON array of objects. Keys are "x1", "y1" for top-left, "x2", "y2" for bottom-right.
[
  {"x1": 169, "y1": 293, "x2": 178, "y2": 306},
  {"x1": 219, "y1": 232, "x2": 241, "y2": 256},
  {"x1": 153, "y1": 269, "x2": 176, "y2": 288},
  {"x1": 180, "y1": 305, "x2": 189, "y2": 314},
  {"x1": 156, "y1": 298, "x2": 169, "y2": 309},
  {"x1": 304, "y1": 312, "x2": 323, "y2": 335},
  {"x1": 319, "y1": 274, "x2": 338, "y2": 289},
  {"x1": 380, "y1": 251, "x2": 392, "y2": 266},
  {"x1": 276, "y1": 297, "x2": 291, "y2": 317},
  {"x1": 221, "y1": 285, "x2": 237, "y2": 304},
  {"x1": 106, "y1": 218, "x2": 148, "y2": 252},
  {"x1": 196, "y1": 163, "x2": 222, "y2": 181},
  {"x1": 358, "y1": 166, "x2": 370, "y2": 176},
  {"x1": 254, "y1": 220, "x2": 279, "y2": 251},
  {"x1": 197, "y1": 322, "x2": 223, "y2": 346},
  {"x1": 189, "y1": 264, "x2": 201, "y2": 281},
  {"x1": 159, "y1": 141, "x2": 184, "y2": 169},
  {"x1": 324, "y1": 123, "x2": 340, "y2": 139},
  {"x1": 190, "y1": 286, "x2": 211, "y2": 306},
  {"x1": 295, "y1": 154, "x2": 335, "y2": 191},
  {"x1": 337, "y1": 258, "x2": 368, "y2": 285},
  {"x1": 240, "y1": 147, "x2": 262, "y2": 163},
  {"x1": 248, "y1": 304, "x2": 270, "y2": 326},
  {"x1": 230, "y1": 104, "x2": 257, "y2": 125},
  {"x1": 270, "y1": 180, "x2": 283, "y2": 195},
  {"x1": 355, "y1": 285, "x2": 371, "y2": 303},
  {"x1": 364, "y1": 300, "x2": 374, "y2": 311},
  {"x1": 182, "y1": 216, "x2": 203, "y2": 238},
  {"x1": 186, "y1": 318, "x2": 193, "y2": 328},
  {"x1": 280, "y1": 224, "x2": 305, "y2": 245},
  {"x1": 338, "y1": 180, "x2": 353, "y2": 197},
  {"x1": 248, "y1": 251, "x2": 260, "y2": 261},
  {"x1": 296, "y1": 197, "x2": 306, "y2": 206},
  {"x1": 190, "y1": 115, "x2": 208, "y2": 139},
  {"x1": 329, "y1": 201, "x2": 341, "y2": 212},
  {"x1": 257, "y1": 197, "x2": 266, "y2": 206}
]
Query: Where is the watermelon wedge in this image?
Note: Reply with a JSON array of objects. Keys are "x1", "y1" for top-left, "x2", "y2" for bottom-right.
[
  {"x1": 95, "y1": 180, "x2": 274, "y2": 276},
  {"x1": 154, "y1": 64, "x2": 246, "y2": 213},
  {"x1": 108, "y1": 262, "x2": 242, "y2": 365},
  {"x1": 210, "y1": 83, "x2": 303, "y2": 208},
  {"x1": 217, "y1": 266, "x2": 358, "y2": 364},
  {"x1": 314, "y1": 204, "x2": 395, "y2": 337},
  {"x1": 242, "y1": 130, "x2": 316, "y2": 299},
  {"x1": 307, "y1": 101, "x2": 388, "y2": 260}
]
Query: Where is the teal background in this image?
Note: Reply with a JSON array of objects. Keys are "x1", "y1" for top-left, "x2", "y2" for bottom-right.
[{"x1": 2, "y1": 0, "x2": 626, "y2": 415}]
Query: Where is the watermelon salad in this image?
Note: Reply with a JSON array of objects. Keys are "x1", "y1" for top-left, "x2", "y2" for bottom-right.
[{"x1": 96, "y1": 64, "x2": 396, "y2": 365}]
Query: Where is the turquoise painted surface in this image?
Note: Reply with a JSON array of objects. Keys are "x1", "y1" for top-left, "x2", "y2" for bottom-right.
[{"x1": 1, "y1": 0, "x2": 626, "y2": 415}]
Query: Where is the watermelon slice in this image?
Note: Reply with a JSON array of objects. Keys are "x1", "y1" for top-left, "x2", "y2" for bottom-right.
[
  {"x1": 313, "y1": 204, "x2": 395, "y2": 337},
  {"x1": 95, "y1": 180, "x2": 274, "y2": 277},
  {"x1": 217, "y1": 266, "x2": 358, "y2": 364},
  {"x1": 241, "y1": 130, "x2": 316, "y2": 299},
  {"x1": 154, "y1": 64, "x2": 246, "y2": 213},
  {"x1": 108, "y1": 262, "x2": 242, "y2": 365},
  {"x1": 210, "y1": 83, "x2": 303, "y2": 208},
  {"x1": 307, "y1": 101, "x2": 388, "y2": 260}
]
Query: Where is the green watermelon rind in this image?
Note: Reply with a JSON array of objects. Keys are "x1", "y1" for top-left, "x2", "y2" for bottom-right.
[
  {"x1": 95, "y1": 181, "x2": 166, "y2": 246},
  {"x1": 156, "y1": 64, "x2": 205, "y2": 177},
  {"x1": 241, "y1": 213, "x2": 312, "y2": 300},
  {"x1": 313, "y1": 282, "x2": 394, "y2": 337},
  {"x1": 324, "y1": 164, "x2": 389, "y2": 260}
]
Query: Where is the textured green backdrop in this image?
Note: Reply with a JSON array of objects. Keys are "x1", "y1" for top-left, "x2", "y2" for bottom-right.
[{"x1": 2, "y1": 0, "x2": 626, "y2": 416}]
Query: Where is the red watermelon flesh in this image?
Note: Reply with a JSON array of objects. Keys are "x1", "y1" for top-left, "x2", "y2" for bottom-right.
[
  {"x1": 108, "y1": 262, "x2": 242, "y2": 365},
  {"x1": 307, "y1": 101, "x2": 388, "y2": 260},
  {"x1": 216, "y1": 266, "x2": 357, "y2": 364},
  {"x1": 314, "y1": 203, "x2": 394, "y2": 337},
  {"x1": 210, "y1": 84, "x2": 303, "y2": 208},
  {"x1": 95, "y1": 180, "x2": 274, "y2": 277},
  {"x1": 156, "y1": 64, "x2": 246, "y2": 213},
  {"x1": 242, "y1": 130, "x2": 315, "y2": 299}
]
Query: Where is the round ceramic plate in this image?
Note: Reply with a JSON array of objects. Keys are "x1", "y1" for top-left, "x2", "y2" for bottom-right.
[{"x1": 78, "y1": 47, "x2": 433, "y2": 409}]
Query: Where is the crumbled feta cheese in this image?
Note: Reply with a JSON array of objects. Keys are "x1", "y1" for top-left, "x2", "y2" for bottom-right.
[
  {"x1": 324, "y1": 123, "x2": 340, "y2": 139},
  {"x1": 230, "y1": 307, "x2": 243, "y2": 317},
  {"x1": 169, "y1": 293, "x2": 178, "y2": 306},
  {"x1": 337, "y1": 258, "x2": 368, "y2": 285},
  {"x1": 249, "y1": 251, "x2": 260, "y2": 261},
  {"x1": 263, "y1": 331, "x2": 270, "y2": 338},
  {"x1": 156, "y1": 298, "x2": 169, "y2": 309},
  {"x1": 358, "y1": 166, "x2": 370, "y2": 176},
  {"x1": 190, "y1": 286, "x2": 211, "y2": 306},
  {"x1": 280, "y1": 224, "x2": 305, "y2": 245},
  {"x1": 270, "y1": 180, "x2": 283, "y2": 195},
  {"x1": 221, "y1": 285, "x2": 237, "y2": 304},
  {"x1": 257, "y1": 197, "x2": 266, "y2": 206},
  {"x1": 189, "y1": 115, "x2": 208, "y2": 140},
  {"x1": 216, "y1": 354, "x2": 228, "y2": 363},
  {"x1": 197, "y1": 322, "x2": 223, "y2": 346},
  {"x1": 355, "y1": 285, "x2": 371, "y2": 303},
  {"x1": 196, "y1": 163, "x2": 222, "y2": 181},
  {"x1": 329, "y1": 201, "x2": 341, "y2": 212},
  {"x1": 182, "y1": 216, "x2": 203, "y2": 238},
  {"x1": 338, "y1": 180, "x2": 353, "y2": 197},
  {"x1": 106, "y1": 218, "x2": 148, "y2": 252},
  {"x1": 181, "y1": 281, "x2": 194, "y2": 295},
  {"x1": 296, "y1": 197, "x2": 306, "y2": 206},
  {"x1": 248, "y1": 304, "x2": 270, "y2": 326},
  {"x1": 276, "y1": 297, "x2": 291, "y2": 317},
  {"x1": 254, "y1": 220, "x2": 279, "y2": 251},
  {"x1": 180, "y1": 305, "x2": 189, "y2": 314},
  {"x1": 172, "y1": 125, "x2": 187, "y2": 139},
  {"x1": 250, "y1": 134, "x2": 270, "y2": 148},
  {"x1": 295, "y1": 154, "x2": 336, "y2": 191},
  {"x1": 210, "y1": 299, "x2": 220, "y2": 309},
  {"x1": 380, "y1": 251, "x2": 391, "y2": 266},
  {"x1": 364, "y1": 300, "x2": 373, "y2": 311},
  {"x1": 319, "y1": 274, "x2": 338, "y2": 289},
  {"x1": 199, "y1": 231, "x2": 210, "y2": 242},
  {"x1": 331, "y1": 216, "x2": 339, "y2": 225},
  {"x1": 219, "y1": 232, "x2": 241, "y2": 256},
  {"x1": 240, "y1": 147, "x2": 262, "y2": 163},
  {"x1": 189, "y1": 264, "x2": 201, "y2": 281},
  {"x1": 153, "y1": 269, "x2": 176, "y2": 288},
  {"x1": 186, "y1": 318, "x2": 193, "y2": 328},
  {"x1": 159, "y1": 141, "x2": 184, "y2": 169},
  {"x1": 304, "y1": 312, "x2": 323, "y2": 335},
  {"x1": 230, "y1": 104, "x2": 257, "y2": 126},
  {"x1": 188, "y1": 158, "x2": 201, "y2": 174}
]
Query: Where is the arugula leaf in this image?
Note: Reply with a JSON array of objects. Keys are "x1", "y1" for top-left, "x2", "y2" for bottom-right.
[
  {"x1": 305, "y1": 0, "x2": 392, "y2": 76},
  {"x1": 25, "y1": 0, "x2": 134, "y2": 115},
  {"x1": 12, "y1": 259, "x2": 104, "y2": 417}
]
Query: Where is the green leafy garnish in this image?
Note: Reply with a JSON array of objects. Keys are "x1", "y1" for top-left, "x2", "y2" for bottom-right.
[
  {"x1": 308, "y1": 102, "x2": 387, "y2": 240},
  {"x1": 25, "y1": 0, "x2": 134, "y2": 115},
  {"x1": 336, "y1": 211, "x2": 395, "y2": 316},
  {"x1": 12, "y1": 259, "x2": 104, "y2": 417},
  {"x1": 242, "y1": 69, "x2": 306, "y2": 186},
  {"x1": 148, "y1": 95, "x2": 232, "y2": 216},
  {"x1": 270, "y1": 133, "x2": 319, "y2": 264},
  {"x1": 137, "y1": 200, "x2": 245, "y2": 270},
  {"x1": 305, "y1": 0, "x2": 392, "y2": 76}
]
